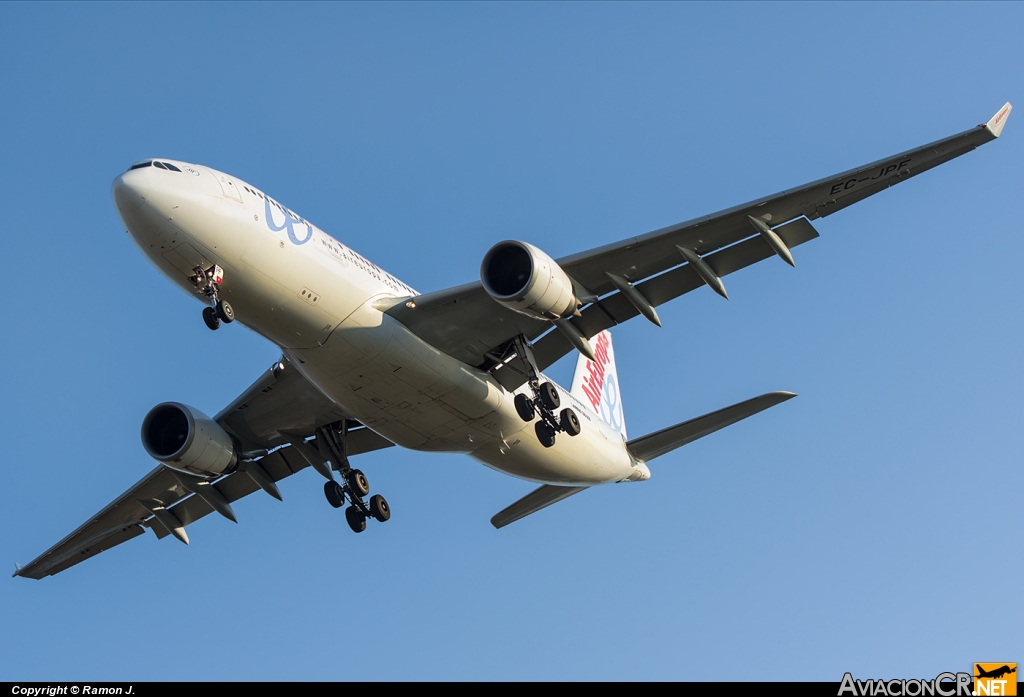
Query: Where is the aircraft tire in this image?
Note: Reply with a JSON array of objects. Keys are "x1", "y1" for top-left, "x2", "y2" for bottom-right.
[
  {"x1": 369, "y1": 494, "x2": 391, "y2": 522},
  {"x1": 347, "y1": 469, "x2": 370, "y2": 498},
  {"x1": 202, "y1": 307, "x2": 220, "y2": 331},
  {"x1": 345, "y1": 506, "x2": 367, "y2": 533},
  {"x1": 514, "y1": 394, "x2": 535, "y2": 422},
  {"x1": 535, "y1": 421, "x2": 556, "y2": 448},
  {"x1": 560, "y1": 408, "x2": 581, "y2": 436},
  {"x1": 324, "y1": 480, "x2": 345, "y2": 508},
  {"x1": 538, "y1": 382, "x2": 560, "y2": 411},
  {"x1": 216, "y1": 300, "x2": 235, "y2": 323}
]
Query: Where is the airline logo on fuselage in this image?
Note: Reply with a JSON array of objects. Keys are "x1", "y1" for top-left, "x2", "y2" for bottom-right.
[
  {"x1": 264, "y1": 195, "x2": 314, "y2": 245},
  {"x1": 257, "y1": 186, "x2": 416, "y2": 296}
]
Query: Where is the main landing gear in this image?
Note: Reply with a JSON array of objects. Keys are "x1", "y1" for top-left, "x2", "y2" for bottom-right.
[
  {"x1": 513, "y1": 376, "x2": 582, "y2": 449},
  {"x1": 317, "y1": 422, "x2": 391, "y2": 534},
  {"x1": 191, "y1": 264, "x2": 234, "y2": 331},
  {"x1": 324, "y1": 473, "x2": 391, "y2": 533}
]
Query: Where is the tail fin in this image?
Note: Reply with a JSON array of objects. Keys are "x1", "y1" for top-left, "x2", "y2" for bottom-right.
[{"x1": 570, "y1": 330, "x2": 627, "y2": 439}]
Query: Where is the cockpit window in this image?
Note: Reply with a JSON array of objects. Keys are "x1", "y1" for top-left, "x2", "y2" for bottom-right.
[{"x1": 128, "y1": 160, "x2": 182, "y2": 172}]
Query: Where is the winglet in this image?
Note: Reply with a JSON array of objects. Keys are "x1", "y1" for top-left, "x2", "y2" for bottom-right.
[
  {"x1": 12, "y1": 562, "x2": 23, "y2": 578},
  {"x1": 985, "y1": 102, "x2": 1012, "y2": 138}
]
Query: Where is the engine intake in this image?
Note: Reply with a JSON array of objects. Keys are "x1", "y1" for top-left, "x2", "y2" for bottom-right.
[
  {"x1": 141, "y1": 402, "x2": 238, "y2": 476},
  {"x1": 480, "y1": 241, "x2": 580, "y2": 320}
]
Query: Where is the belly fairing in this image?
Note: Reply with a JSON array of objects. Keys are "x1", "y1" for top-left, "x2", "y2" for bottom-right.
[
  {"x1": 288, "y1": 303, "x2": 509, "y2": 451},
  {"x1": 469, "y1": 412, "x2": 637, "y2": 485},
  {"x1": 290, "y1": 306, "x2": 638, "y2": 484}
]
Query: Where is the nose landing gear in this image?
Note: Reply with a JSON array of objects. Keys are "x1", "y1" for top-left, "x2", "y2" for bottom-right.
[
  {"x1": 316, "y1": 422, "x2": 391, "y2": 534},
  {"x1": 191, "y1": 265, "x2": 234, "y2": 331}
]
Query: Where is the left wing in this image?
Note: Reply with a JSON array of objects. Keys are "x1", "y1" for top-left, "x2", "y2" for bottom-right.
[
  {"x1": 15, "y1": 359, "x2": 393, "y2": 580},
  {"x1": 490, "y1": 484, "x2": 588, "y2": 529},
  {"x1": 387, "y1": 103, "x2": 1011, "y2": 387}
]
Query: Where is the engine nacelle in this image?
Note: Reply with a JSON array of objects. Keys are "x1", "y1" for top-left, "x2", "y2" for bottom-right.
[
  {"x1": 141, "y1": 402, "x2": 238, "y2": 476},
  {"x1": 480, "y1": 240, "x2": 580, "y2": 320}
]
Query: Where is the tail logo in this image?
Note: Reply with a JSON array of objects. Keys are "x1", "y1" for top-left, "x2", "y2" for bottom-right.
[
  {"x1": 599, "y1": 374, "x2": 624, "y2": 433},
  {"x1": 570, "y1": 330, "x2": 627, "y2": 438},
  {"x1": 578, "y1": 332, "x2": 612, "y2": 413}
]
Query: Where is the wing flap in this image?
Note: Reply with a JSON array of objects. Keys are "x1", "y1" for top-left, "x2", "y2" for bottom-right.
[
  {"x1": 14, "y1": 465, "x2": 188, "y2": 579},
  {"x1": 151, "y1": 427, "x2": 394, "y2": 539},
  {"x1": 521, "y1": 218, "x2": 819, "y2": 380},
  {"x1": 40, "y1": 525, "x2": 148, "y2": 579},
  {"x1": 150, "y1": 447, "x2": 304, "y2": 538}
]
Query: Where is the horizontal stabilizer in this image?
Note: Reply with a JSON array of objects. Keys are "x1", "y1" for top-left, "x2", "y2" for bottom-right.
[
  {"x1": 491, "y1": 484, "x2": 588, "y2": 529},
  {"x1": 626, "y1": 391, "x2": 796, "y2": 463}
]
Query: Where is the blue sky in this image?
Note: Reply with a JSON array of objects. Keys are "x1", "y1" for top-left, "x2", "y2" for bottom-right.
[{"x1": 1, "y1": 2, "x2": 1020, "y2": 681}]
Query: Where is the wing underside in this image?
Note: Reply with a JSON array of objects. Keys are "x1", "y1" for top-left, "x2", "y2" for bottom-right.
[
  {"x1": 387, "y1": 104, "x2": 1011, "y2": 387},
  {"x1": 15, "y1": 360, "x2": 394, "y2": 580}
]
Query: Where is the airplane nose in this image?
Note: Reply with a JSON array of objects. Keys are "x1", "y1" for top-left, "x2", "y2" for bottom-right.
[{"x1": 111, "y1": 169, "x2": 148, "y2": 213}]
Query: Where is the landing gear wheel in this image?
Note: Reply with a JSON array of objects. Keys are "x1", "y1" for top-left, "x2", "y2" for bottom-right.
[
  {"x1": 560, "y1": 408, "x2": 581, "y2": 436},
  {"x1": 535, "y1": 421, "x2": 556, "y2": 448},
  {"x1": 369, "y1": 494, "x2": 391, "y2": 522},
  {"x1": 216, "y1": 300, "x2": 235, "y2": 323},
  {"x1": 202, "y1": 306, "x2": 221, "y2": 331},
  {"x1": 347, "y1": 469, "x2": 370, "y2": 498},
  {"x1": 514, "y1": 393, "x2": 535, "y2": 422},
  {"x1": 324, "y1": 480, "x2": 345, "y2": 508},
  {"x1": 538, "y1": 382, "x2": 560, "y2": 411},
  {"x1": 345, "y1": 505, "x2": 367, "y2": 533}
]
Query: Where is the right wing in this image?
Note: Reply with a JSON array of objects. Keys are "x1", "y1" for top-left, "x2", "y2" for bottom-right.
[
  {"x1": 387, "y1": 104, "x2": 1011, "y2": 388},
  {"x1": 15, "y1": 359, "x2": 394, "y2": 580}
]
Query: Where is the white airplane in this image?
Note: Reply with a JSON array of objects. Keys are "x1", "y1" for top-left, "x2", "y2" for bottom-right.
[{"x1": 14, "y1": 103, "x2": 1011, "y2": 579}]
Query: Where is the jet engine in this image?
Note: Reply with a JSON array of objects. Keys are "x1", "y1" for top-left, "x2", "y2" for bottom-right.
[
  {"x1": 141, "y1": 402, "x2": 238, "y2": 476},
  {"x1": 480, "y1": 241, "x2": 580, "y2": 320}
]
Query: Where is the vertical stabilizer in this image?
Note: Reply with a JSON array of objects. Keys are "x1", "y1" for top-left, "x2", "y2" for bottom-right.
[{"x1": 570, "y1": 330, "x2": 627, "y2": 439}]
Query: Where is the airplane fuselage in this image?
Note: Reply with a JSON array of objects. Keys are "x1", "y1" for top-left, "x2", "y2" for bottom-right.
[{"x1": 112, "y1": 160, "x2": 650, "y2": 486}]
